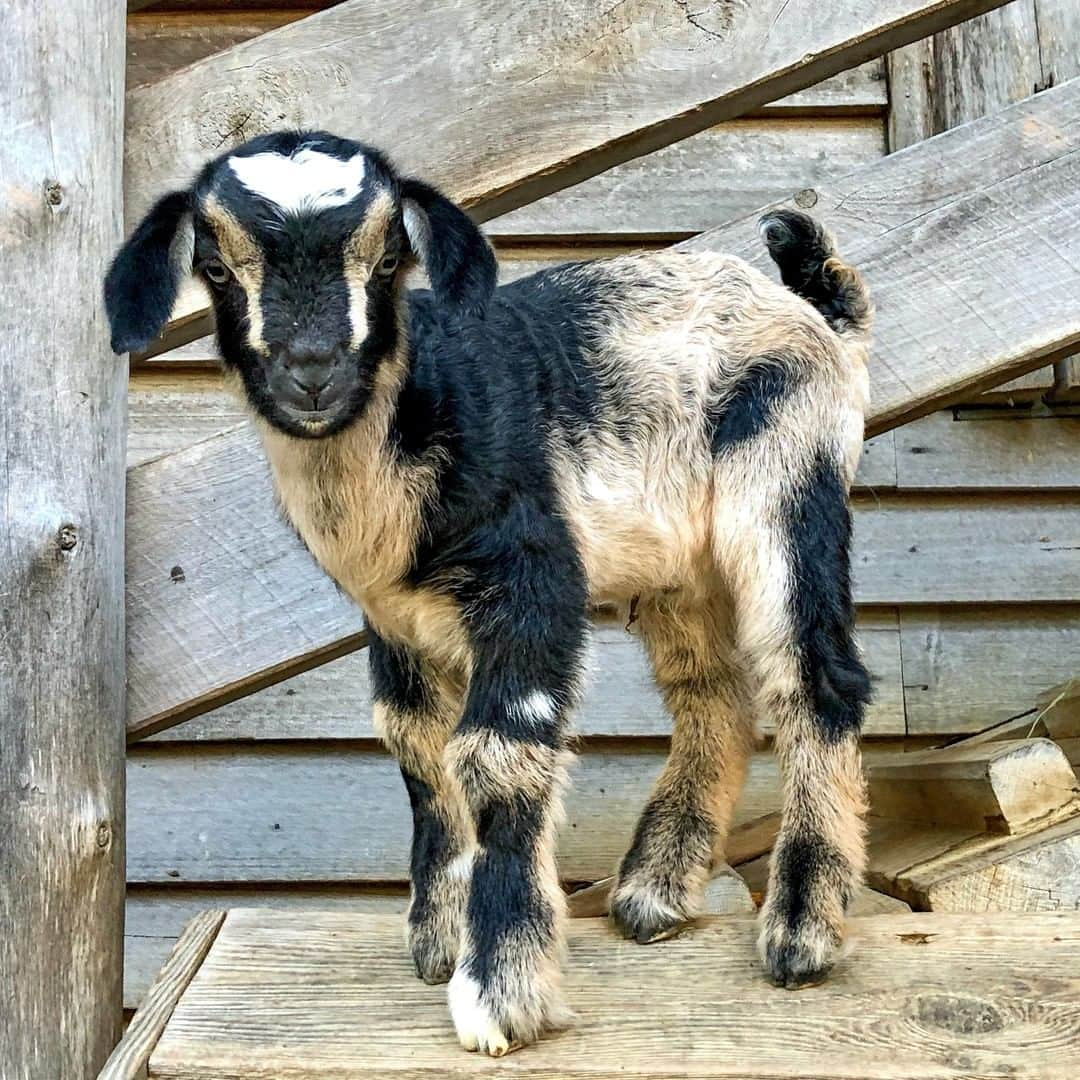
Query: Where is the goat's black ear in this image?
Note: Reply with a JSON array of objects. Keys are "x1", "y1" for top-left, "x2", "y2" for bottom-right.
[
  {"x1": 400, "y1": 178, "x2": 497, "y2": 317},
  {"x1": 104, "y1": 190, "x2": 194, "y2": 354}
]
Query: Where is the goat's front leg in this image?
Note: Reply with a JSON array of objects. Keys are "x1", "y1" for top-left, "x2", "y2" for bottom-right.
[
  {"x1": 369, "y1": 630, "x2": 470, "y2": 985},
  {"x1": 443, "y1": 551, "x2": 587, "y2": 1055}
]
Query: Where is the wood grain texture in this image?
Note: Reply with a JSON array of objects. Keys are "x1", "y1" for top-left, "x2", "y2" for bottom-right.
[
  {"x1": 128, "y1": 0, "x2": 1006, "y2": 351},
  {"x1": 147, "y1": 909, "x2": 1080, "y2": 1078},
  {"x1": 868, "y1": 811, "x2": 1080, "y2": 911},
  {"x1": 487, "y1": 117, "x2": 885, "y2": 238},
  {"x1": 900, "y1": 607, "x2": 1080, "y2": 734},
  {"x1": 125, "y1": 9, "x2": 887, "y2": 110},
  {"x1": 102, "y1": 911, "x2": 225, "y2": 1080},
  {"x1": 125, "y1": 741, "x2": 910, "y2": 886},
  {"x1": 124, "y1": 887, "x2": 407, "y2": 1011},
  {"x1": 125, "y1": 425, "x2": 367, "y2": 740},
  {"x1": 0, "y1": 3, "x2": 127, "y2": 1075},
  {"x1": 885, "y1": 1, "x2": 1043, "y2": 152},
  {"x1": 850, "y1": 493, "x2": 1080, "y2": 604},
  {"x1": 867, "y1": 738, "x2": 1080, "y2": 833},
  {"x1": 894, "y1": 412, "x2": 1080, "y2": 490},
  {"x1": 124, "y1": 77, "x2": 1080, "y2": 738}
]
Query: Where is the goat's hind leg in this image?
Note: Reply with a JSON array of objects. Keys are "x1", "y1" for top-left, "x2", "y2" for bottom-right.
[
  {"x1": 369, "y1": 630, "x2": 470, "y2": 984},
  {"x1": 611, "y1": 598, "x2": 755, "y2": 943},
  {"x1": 724, "y1": 456, "x2": 870, "y2": 988}
]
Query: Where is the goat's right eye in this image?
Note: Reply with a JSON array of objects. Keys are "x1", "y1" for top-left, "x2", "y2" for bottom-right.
[{"x1": 202, "y1": 259, "x2": 231, "y2": 285}]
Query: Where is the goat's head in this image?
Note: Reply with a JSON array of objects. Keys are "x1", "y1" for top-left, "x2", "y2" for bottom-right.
[{"x1": 105, "y1": 132, "x2": 497, "y2": 438}]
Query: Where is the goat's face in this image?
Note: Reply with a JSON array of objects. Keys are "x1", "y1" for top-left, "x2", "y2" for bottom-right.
[{"x1": 105, "y1": 132, "x2": 496, "y2": 438}]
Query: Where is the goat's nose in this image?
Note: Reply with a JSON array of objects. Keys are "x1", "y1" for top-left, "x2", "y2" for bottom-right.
[{"x1": 283, "y1": 344, "x2": 339, "y2": 409}]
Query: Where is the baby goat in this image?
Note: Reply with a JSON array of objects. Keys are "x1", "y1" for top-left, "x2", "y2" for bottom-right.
[{"x1": 106, "y1": 131, "x2": 873, "y2": 1056}]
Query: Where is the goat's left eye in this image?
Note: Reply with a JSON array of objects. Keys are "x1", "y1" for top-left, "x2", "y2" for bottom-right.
[
  {"x1": 377, "y1": 253, "x2": 400, "y2": 276},
  {"x1": 202, "y1": 259, "x2": 231, "y2": 285}
]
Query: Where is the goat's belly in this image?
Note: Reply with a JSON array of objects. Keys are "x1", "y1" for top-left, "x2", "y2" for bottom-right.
[{"x1": 575, "y1": 501, "x2": 712, "y2": 604}]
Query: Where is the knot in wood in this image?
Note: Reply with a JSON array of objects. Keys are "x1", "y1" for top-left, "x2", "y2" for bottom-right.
[
  {"x1": 43, "y1": 180, "x2": 65, "y2": 209},
  {"x1": 794, "y1": 188, "x2": 818, "y2": 208},
  {"x1": 57, "y1": 523, "x2": 78, "y2": 551}
]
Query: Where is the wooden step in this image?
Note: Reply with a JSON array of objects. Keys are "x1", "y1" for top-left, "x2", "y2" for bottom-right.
[{"x1": 112, "y1": 909, "x2": 1080, "y2": 1079}]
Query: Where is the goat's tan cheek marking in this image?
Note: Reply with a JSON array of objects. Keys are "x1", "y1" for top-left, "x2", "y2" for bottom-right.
[
  {"x1": 203, "y1": 196, "x2": 270, "y2": 356},
  {"x1": 343, "y1": 189, "x2": 394, "y2": 350}
]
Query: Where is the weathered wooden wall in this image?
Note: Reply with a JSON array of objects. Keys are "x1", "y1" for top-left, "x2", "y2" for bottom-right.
[
  {"x1": 1, "y1": 1, "x2": 128, "y2": 1073},
  {"x1": 120, "y1": 1, "x2": 1078, "y2": 1010}
]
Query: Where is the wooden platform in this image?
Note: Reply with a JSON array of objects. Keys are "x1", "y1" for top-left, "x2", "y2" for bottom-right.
[{"x1": 114, "y1": 909, "x2": 1080, "y2": 1079}]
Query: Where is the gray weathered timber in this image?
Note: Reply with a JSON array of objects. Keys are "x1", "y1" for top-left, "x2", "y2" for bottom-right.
[
  {"x1": 125, "y1": 425, "x2": 367, "y2": 737},
  {"x1": 0, "y1": 3, "x2": 127, "y2": 1076},
  {"x1": 894, "y1": 412, "x2": 1080, "y2": 490},
  {"x1": 487, "y1": 118, "x2": 885, "y2": 238},
  {"x1": 100, "y1": 911, "x2": 225, "y2": 1080},
  {"x1": 125, "y1": 8, "x2": 887, "y2": 109},
  {"x1": 125, "y1": 79, "x2": 1080, "y2": 739},
  {"x1": 885, "y1": 2, "x2": 1080, "y2": 418},
  {"x1": 851, "y1": 493, "x2": 1080, "y2": 604},
  {"x1": 138, "y1": 910, "x2": 1080, "y2": 1079},
  {"x1": 886, "y1": 1, "x2": 1043, "y2": 152},
  {"x1": 128, "y1": 0, "x2": 1008, "y2": 353},
  {"x1": 138, "y1": 607, "x2": 1080, "y2": 743},
  {"x1": 867, "y1": 738, "x2": 1080, "y2": 833},
  {"x1": 901, "y1": 606, "x2": 1080, "y2": 734},
  {"x1": 683, "y1": 78, "x2": 1080, "y2": 433}
]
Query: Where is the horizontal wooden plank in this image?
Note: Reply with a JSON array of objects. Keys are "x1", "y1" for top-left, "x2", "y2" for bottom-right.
[
  {"x1": 125, "y1": 886, "x2": 408, "y2": 1011},
  {"x1": 147, "y1": 614, "x2": 904, "y2": 741},
  {"x1": 851, "y1": 493, "x2": 1080, "y2": 604},
  {"x1": 146, "y1": 605, "x2": 1080, "y2": 744},
  {"x1": 894, "y1": 411, "x2": 1080, "y2": 490},
  {"x1": 487, "y1": 117, "x2": 884, "y2": 238},
  {"x1": 126, "y1": 78, "x2": 1080, "y2": 738},
  {"x1": 125, "y1": 426, "x2": 368, "y2": 739},
  {"x1": 126, "y1": 740, "x2": 910, "y2": 886},
  {"x1": 147, "y1": 909, "x2": 1080, "y2": 1078},
  {"x1": 683, "y1": 78, "x2": 1080, "y2": 433},
  {"x1": 900, "y1": 606, "x2": 1080, "y2": 734}
]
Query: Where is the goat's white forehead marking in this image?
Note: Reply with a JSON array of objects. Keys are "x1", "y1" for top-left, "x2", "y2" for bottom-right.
[{"x1": 227, "y1": 149, "x2": 368, "y2": 214}]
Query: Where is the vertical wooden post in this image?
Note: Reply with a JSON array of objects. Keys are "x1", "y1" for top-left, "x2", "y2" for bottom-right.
[{"x1": 0, "y1": 3, "x2": 127, "y2": 1076}]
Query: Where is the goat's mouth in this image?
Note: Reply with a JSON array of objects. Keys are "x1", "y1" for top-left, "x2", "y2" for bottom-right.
[{"x1": 274, "y1": 399, "x2": 352, "y2": 439}]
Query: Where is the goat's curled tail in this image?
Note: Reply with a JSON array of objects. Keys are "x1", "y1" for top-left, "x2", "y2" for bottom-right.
[{"x1": 759, "y1": 209, "x2": 872, "y2": 344}]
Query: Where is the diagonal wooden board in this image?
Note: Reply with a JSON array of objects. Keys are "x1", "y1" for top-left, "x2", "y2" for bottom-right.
[
  {"x1": 126, "y1": 0, "x2": 1010, "y2": 357},
  {"x1": 138, "y1": 909, "x2": 1080, "y2": 1078},
  {"x1": 126, "y1": 79, "x2": 1080, "y2": 741}
]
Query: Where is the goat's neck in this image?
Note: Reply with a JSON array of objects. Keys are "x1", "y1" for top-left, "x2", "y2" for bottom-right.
[{"x1": 249, "y1": 341, "x2": 434, "y2": 603}]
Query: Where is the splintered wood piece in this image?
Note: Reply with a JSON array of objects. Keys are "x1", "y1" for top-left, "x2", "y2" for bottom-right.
[
  {"x1": 102, "y1": 911, "x2": 225, "y2": 1080},
  {"x1": 868, "y1": 738, "x2": 1080, "y2": 833},
  {"x1": 143, "y1": 909, "x2": 1080, "y2": 1078},
  {"x1": 866, "y1": 811, "x2": 1080, "y2": 911}
]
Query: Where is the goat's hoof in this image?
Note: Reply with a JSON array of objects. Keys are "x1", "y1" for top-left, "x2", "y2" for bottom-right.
[
  {"x1": 407, "y1": 924, "x2": 458, "y2": 985},
  {"x1": 448, "y1": 967, "x2": 572, "y2": 1056},
  {"x1": 609, "y1": 881, "x2": 692, "y2": 945},
  {"x1": 758, "y1": 905, "x2": 841, "y2": 990}
]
